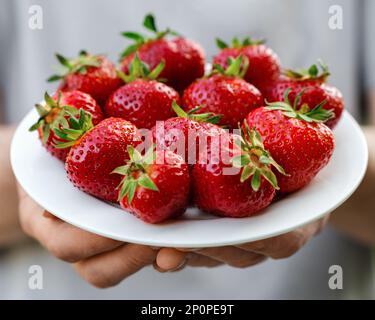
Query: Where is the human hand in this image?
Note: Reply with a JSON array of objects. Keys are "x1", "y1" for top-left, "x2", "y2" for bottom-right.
[
  {"x1": 17, "y1": 183, "x2": 329, "y2": 285},
  {"x1": 155, "y1": 216, "x2": 329, "y2": 271},
  {"x1": 17, "y1": 185, "x2": 159, "y2": 288}
]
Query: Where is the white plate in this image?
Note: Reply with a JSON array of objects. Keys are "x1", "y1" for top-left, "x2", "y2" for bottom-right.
[{"x1": 11, "y1": 110, "x2": 368, "y2": 248}]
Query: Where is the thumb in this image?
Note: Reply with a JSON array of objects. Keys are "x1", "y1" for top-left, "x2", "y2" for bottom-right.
[{"x1": 155, "y1": 248, "x2": 189, "y2": 272}]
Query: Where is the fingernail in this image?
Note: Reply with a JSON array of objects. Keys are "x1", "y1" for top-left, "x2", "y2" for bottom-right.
[
  {"x1": 167, "y1": 257, "x2": 188, "y2": 272},
  {"x1": 153, "y1": 253, "x2": 191, "y2": 273},
  {"x1": 153, "y1": 261, "x2": 167, "y2": 273}
]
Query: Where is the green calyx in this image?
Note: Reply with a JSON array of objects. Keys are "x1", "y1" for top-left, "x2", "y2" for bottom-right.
[
  {"x1": 216, "y1": 36, "x2": 265, "y2": 49},
  {"x1": 120, "y1": 14, "x2": 179, "y2": 59},
  {"x1": 52, "y1": 108, "x2": 94, "y2": 149},
  {"x1": 265, "y1": 88, "x2": 334, "y2": 123},
  {"x1": 171, "y1": 101, "x2": 223, "y2": 125},
  {"x1": 47, "y1": 50, "x2": 101, "y2": 82},
  {"x1": 29, "y1": 92, "x2": 81, "y2": 144},
  {"x1": 232, "y1": 123, "x2": 286, "y2": 191},
  {"x1": 283, "y1": 59, "x2": 330, "y2": 81},
  {"x1": 117, "y1": 53, "x2": 165, "y2": 83},
  {"x1": 212, "y1": 55, "x2": 249, "y2": 78},
  {"x1": 112, "y1": 145, "x2": 159, "y2": 204}
]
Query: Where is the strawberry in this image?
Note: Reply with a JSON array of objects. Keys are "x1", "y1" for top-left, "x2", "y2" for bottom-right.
[
  {"x1": 120, "y1": 14, "x2": 205, "y2": 92},
  {"x1": 54, "y1": 115, "x2": 140, "y2": 202},
  {"x1": 265, "y1": 61, "x2": 344, "y2": 128},
  {"x1": 29, "y1": 91, "x2": 104, "y2": 161},
  {"x1": 104, "y1": 54, "x2": 179, "y2": 129},
  {"x1": 151, "y1": 101, "x2": 225, "y2": 164},
  {"x1": 182, "y1": 56, "x2": 263, "y2": 128},
  {"x1": 113, "y1": 146, "x2": 190, "y2": 224},
  {"x1": 213, "y1": 37, "x2": 281, "y2": 93},
  {"x1": 48, "y1": 51, "x2": 122, "y2": 106},
  {"x1": 192, "y1": 130, "x2": 284, "y2": 217},
  {"x1": 244, "y1": 89, "x2": 335, "y2": 194}
]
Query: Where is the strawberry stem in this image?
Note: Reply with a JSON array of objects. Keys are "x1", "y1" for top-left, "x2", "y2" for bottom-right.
[
  {"x1": 232, "y1": 122, "x2": 286, "y2": 191},
  {"x1": 119, "y1": 14, "x2": 180, "y2": 60},
  {"x1": 52, "y1": 108, "x2": 94, "y2": 148},
  {"x1": 113, "y1": 145, "x2": 159, "y2": 204},
  {"x1": 212, "y1": 55, "x2": 249, "y2": 78},
  {"x1": 265, "y1": 88, "x2": 334, "y2": 123},
  {"x1": 171, "y1": 101, "x2": 223, "y2": 125},
  {"x1": 117, "y1": 54, "x2": 165, "y2": 83},
  {"x1": 283, "y1": 59, "x2": 330, "y2": 81},
  {"x1": 29, "y1": 92, "x2": 81, "y2": 145},
  {"x1": 216, "y1": 36, "x2": 265, "y2": 49},
  {"x1": 47, "y1": 51, "x2": 101, "y2": 82}
]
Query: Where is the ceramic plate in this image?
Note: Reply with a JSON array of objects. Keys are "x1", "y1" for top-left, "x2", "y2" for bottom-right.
[{"x1": 11, "y1": 110, "x2": 368, "y2": 247}]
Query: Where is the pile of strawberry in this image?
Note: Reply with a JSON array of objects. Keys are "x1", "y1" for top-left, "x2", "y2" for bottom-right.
[{"x1": 30, "y1": 14, "x2": 342, "y2": 224}]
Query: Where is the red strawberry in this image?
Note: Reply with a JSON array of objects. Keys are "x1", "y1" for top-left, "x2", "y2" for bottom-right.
[
  {"x1": 151, "y1": 101, "x2": 225, "y2": 165},
  {"x1": 104, "y1": 55, "x2": 179, "y2": 129},
  {"x1": 120, "y1": 14, "x2": 205, "y2": 92},
  {"x1": 213, "y1": 37, "x2": 280, "y2": 93},
  {"x1": 54, "y1": 115, "x2": 140, "y2": 202},
  {"x1": 244, "y1": 89, "x2": 335, "y2": 194},
  {"x1": 182, "y1": 56, "x2": 263, "y2": 128},
  {"x1": 48, "y1": 51, "x2": 122, "y2": 106},
  {"x1": 114, "y1": 146, "x2": 190, "y2": 224},
  {"x1": 192, "y1": 130, "x2": 284, "y2": 217},
  {"x1": 29, "y1": 91, "x2": 104, "y2": 161},
  {"x1": 266, "y1": 61, "x2": 344, "y2": 128}
]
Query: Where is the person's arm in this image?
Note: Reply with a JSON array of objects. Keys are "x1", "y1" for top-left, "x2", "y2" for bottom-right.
[
  {"x1": 369, "y1": 92, "x2": 375, "y2": 126},
  {"x1": 329, "y1": 132, "x2": 375, "y2": 245},
  {"x1": 0, "y1": 125, "x2": 24, "y2": 246}
]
